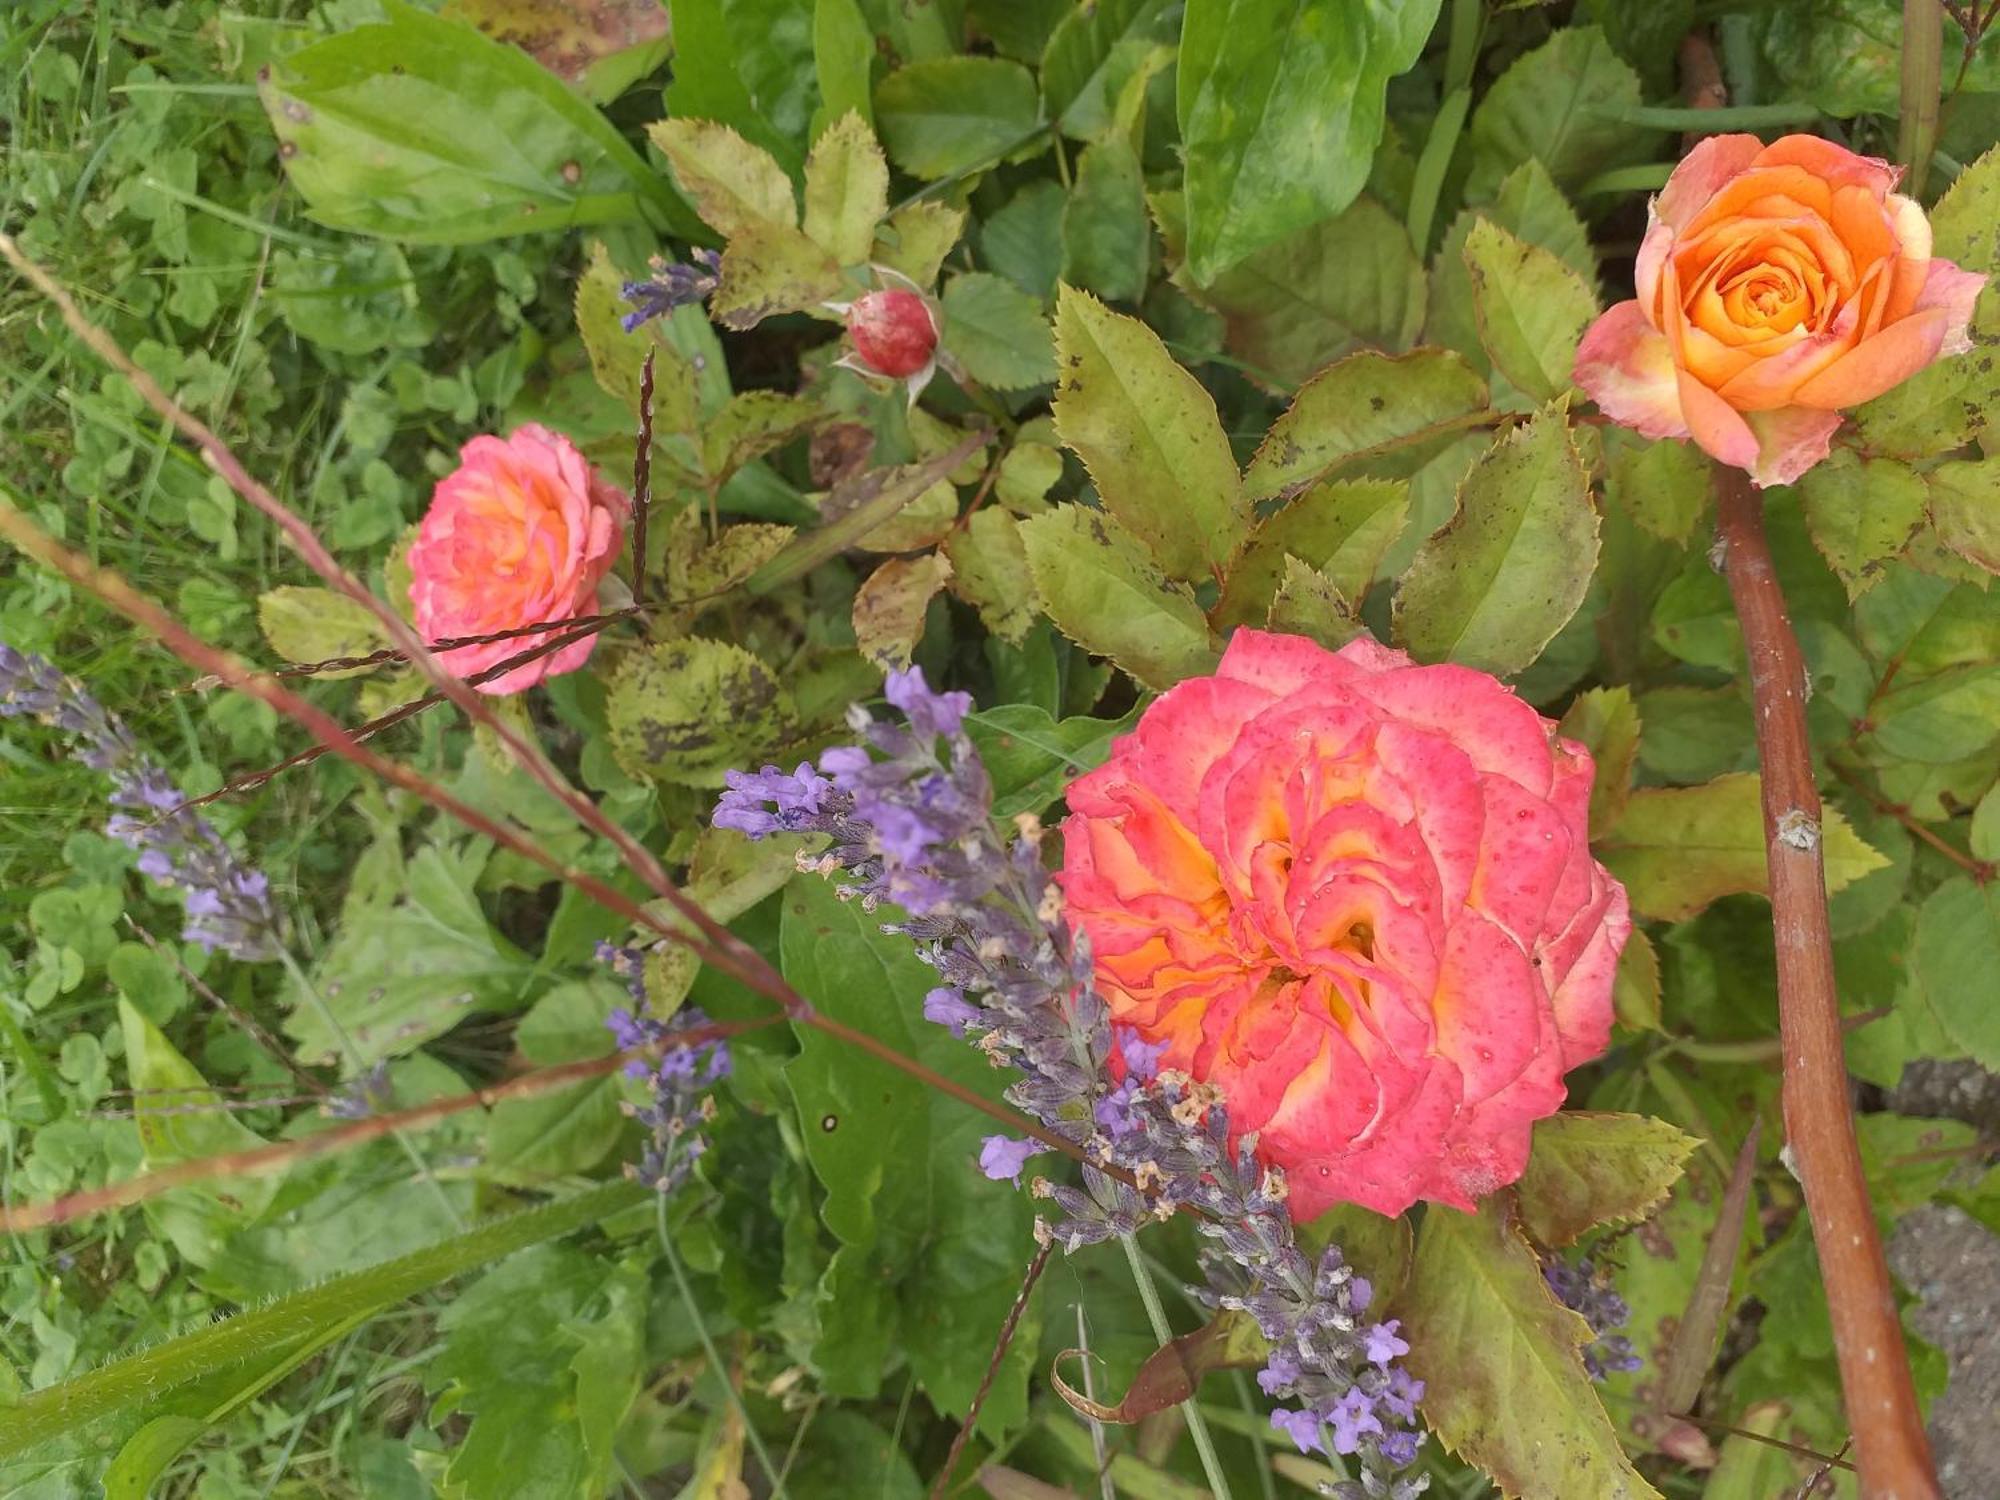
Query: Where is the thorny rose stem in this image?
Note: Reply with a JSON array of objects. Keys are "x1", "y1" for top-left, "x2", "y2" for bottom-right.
[{"x1": 1713, "y1": 467, "x2": 1940, "y2": 1500}]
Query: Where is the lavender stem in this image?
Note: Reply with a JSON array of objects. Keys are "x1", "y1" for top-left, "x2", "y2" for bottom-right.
[{"x1": 1122, "y1": 1232, "x2": 1236, "y2": 1500}]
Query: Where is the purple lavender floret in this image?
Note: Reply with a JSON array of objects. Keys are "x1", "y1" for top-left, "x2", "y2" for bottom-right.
[
  {"x1": 2, "y1": 643, "x2": 280, "y2": 961},
  {"x1": 709, "y1": 664, "x2": 1432, "y2": 1498},
  {"x1": 601, "y1": 987, "x2": 732, "y2": 1193},
  {"x1": 620, "y1": 248, "x2": 722, "y2": 332},
  {"x1": 1544, "y1": 1256, "x2": 1644, "y2": 1379}
]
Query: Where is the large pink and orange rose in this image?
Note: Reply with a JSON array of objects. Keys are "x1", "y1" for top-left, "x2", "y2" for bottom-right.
[
  {"x1": 407, "y1": 425, "x2": 630, "y2": 695},
  {"x1": 1574, "y1": 133, "x2": 1985, "y2": 488},
  {"x1": 1060, "y1": 631, "x2": 1629, "y2": 1220}
]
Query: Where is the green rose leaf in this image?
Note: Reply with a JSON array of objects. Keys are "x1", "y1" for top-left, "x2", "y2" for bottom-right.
[
  {"x1": 1462, "y1": 217, "x2": 1599, "y2": 405},
  {"x1": 1516, "y1": 1112, "x2": 1700, "y2": 1248},
  {"x1": 1399, "y1": 1197, "x2": 1664, "y2": 1500},
  {"x1": 1798, "y1": 450, "x2": 1931, "y2": 601},
  {"x1": 852, "y1": 553, "x2": 953, "y2": 669},
  {"x1": 1598, "y1": 773, "x2": 1889, "y2": 922},
  {"x1": 965, "y1": 702, "x2": 1140, "y2": 818},
  {"x1": 873, "y1": 57, "x2": 1041, "y2": 181},
  {"x1": 1020, "y1": 504, "x2": 1219, "y2": 690},
  {"x1": 802, "y1": 110, "x2": 889, "y2": 266},
  {"x1": 1061, "y1": 140, "x2": 1151, "y2": 302},
  {"x1": 944, "y1": 508, "x2": 1039, "y2": 644},
  {"x1": 1913, "y1": 876, "x2": 2000, "y2": 1069},
  {"x1": 663, "y1": 0, "x2": 820, "y2": 174},
  {"x1": 708, "y1": 221, "x2": 846, "y2": 331},
  {"x1": 1215, "y1": 477, "x2": 1409, "y2": 631},
  {"x1": 1464, "y1": 26, "x2": 1661, "y2": 201},
  {"x1": 1557, "y1": 685, "x2": 1641, "y2": 838},
  {"x1": 257, "y1": 586, "x2": 390, "y2": 678},
  {"x1": 1427, "y1": 158, "x2": 1595, "y2": 374},
  {"x1": 1245, "y1": 348, "x2": 1490, "y2": 503},
  {"x1": 1394, "y1": 404, "x2": 1599, "y2": 678},
  {"x1": 1177, "y1": 0, "x2": 1443, "y2": 283},
  {"x1": 605, "y1": 637, "x2": 795, "y2": 786},
  {"x1": 1161, "y1": 191, "x2": 1426, "y2": 388},
  {"x1": 1041, "y1": 0, "x2": 1178, "y2": 139},
  {"x1": 1927, "y1": 458, "x2": 2000, "y2": 575},
  {"x1": 1265, "y1": 556, "x2": 1363, "y2": 650},
  {"x1": 259, "y1": 0, "x2": 698, "y2": 244},
  {"x1": 813, "y1": 0, "x2": 875, "y2": 128},
  {"x1": 871, "y1": 200, "x2": 968, "y2": 288},
  {"x1": 1605, "y1": 433, "x2": 1709, "y2": 546},
  {"x1": 1052, "y1": 284, "x2": 1248, "y2": 580},
  {"x1": 941, "y1": 272, "x2": 1058, "y2": 390}
]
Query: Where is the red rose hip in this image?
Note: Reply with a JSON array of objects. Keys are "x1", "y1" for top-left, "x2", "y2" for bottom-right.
[{"x1": 847, "y1": 288, "x2": 938, "y2": 378}]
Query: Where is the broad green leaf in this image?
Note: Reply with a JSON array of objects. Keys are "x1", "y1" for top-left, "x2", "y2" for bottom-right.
[
  {"x1": 668, "y1": 517, "x2": 798, "y2": 606},
  {"x1": 1394, "y1": 405, "x2": 1598, "y2": 678},
  {"x1": 1245, "y1": 348, "x2": 1490, "y2": 503},
  {"x1": 663, "y1": 0, "x2": 820, "y2": 174},
  {"x1": 1062, "y1": 140, "x2": 1150, "y2": 302},
  {"x1": 1463, "y1": 218, "x2": 1599, "y2": 404},
  {"x1": 1160, "y1": 190, "x2": 1426, "y2": 387},
  {"x1": 441, "y1": 0, "x2": 671, "y2": 102},
  {"x1": 1265, "y1": 556, "x2": 1362, "y2": 649},
  {"x1": 1928, "y1": 458, "x2": 2000, "y2": 575},
  {"x1": 944, "y1": 508, "x2": 1038, "y2": 644},
  {"x1": 1427, "y1": 158, "x2": 1595, "y2": 372},
  {"x1": 1020, "y1": 505, "x2": 1219, "y2": 690},
  {"x1": 1798, "y1": 450, "x2": 1929, "y2": 600},
  {"x1": 1605, "y1": 432, "x2": 1709, "y2": 545},
  {"x1": 1868, "y1": 662, "x2": 2000, "y2": 765},
  {"x1": 1913, "y1": 876, "x2": 2000, "y2": 1069},
  {"x1": 853, "y1": 553, "x2": 952, "y2": 669},
  {"x1": 1975, "y1": 783, "x2": 2000, "y2": 863},
  {"x1": 1400, "y1": 1198, "x2": 1664, "y2": 1500},
  {"x1": 1215, "y1": 477, "x2": 1408, "y2": 630},
  {"x1": 1041, "y1": 0, "x2": 1177, "y2": 138},
  {"x1": 1177, "y1": 0, "x2": 1443, "y2": 282},
  {"x1": 1517, "y1": 1112, "x2": 1699, "y2": 1248},
  {"x1": 286, "y1": 844, "x2": 536, "y2": 1067},
  {"x1": 260, "y1": 0, "x2": 695, "y2": 243},
  {"x1": 1557, "y1": 685, "x2": 1641, "y2": 838},
  {"x1": 257, "y1": 586, "x2": 389, "y2": 677},
  {"x1": 873, "y1": 57, "x2": 1042, "y2": 180},
  {"x1": 781, "y1": 878, "x2": 1041, "y2": 1428},
  {"x1": 270, "y1": 241, "x2": 432, "y2": 355},
  {"x1": 1465, "y1": 26, "x2": 1661, "y2": 201},
  {"x1": 1599, "y1": 773, "x2": 1889, "y2": 922},
  {"x1": 802, "y1": 110, "x2": 888, "y2": 265},
  {"x1": 981, "y1": 179, "x2": 1069, "y2": 300},
  {"x1": 1051, "y1": 285, "x2": 1247, "y2": 579},
  {"x1": 814, "y1": 0, "x2": 875, "y2": 127},
  {"x1": 605, "y1": 637, "x2": 796, "y2": 786},
  {"x1": 429, "y1": 1245, "x2": 644, "y2": 1497},
  {"x1": 970, "y1": 0, "x2": 1073, "y2": 60},
  {"x1": 852, "y1": 479, "x2": 958, "y2": 553},
  {"x1": 574, "y1": 244, "x2": 701, "y2": 439},
  {"x1": 1753, "y1": 1, "x2": 2000, "y2": 117},
  {"x1": 871, "y1": 200, "x2": 967, "y2": 287},
  {"x1": 995, "y1": 440, "x2": 1064, "y2": 514},
  {"x1": 941, "y1": 272, "x2": 1058, "y2": 390},
  {"x1": 485, "y1": 985, "x2": 625, "y2": 1185},
  {"x1": 964, "y1": 702, "x2": 1141, "y2": 818},
  {"x1": 1613, "y1": 928, "x2": 1663, "y2": 1034},
  {"x1": 650, "y1": 117, "x2": 799, "y2": 235},
  {"x1": 0, "y1": 1182, "x2": 643, "y2": 1462}
]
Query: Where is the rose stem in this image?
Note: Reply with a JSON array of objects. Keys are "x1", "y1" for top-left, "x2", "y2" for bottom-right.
[
  {"x1": 927, "y1": 1240, "x2": 1053, "y2": 1500},
  {"x1": 1713, "y1": 467, "x2": 1941, "y2": 1500}
]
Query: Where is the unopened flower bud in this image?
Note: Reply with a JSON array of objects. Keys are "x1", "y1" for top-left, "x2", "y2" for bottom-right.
[{"x1": 847, "y1": 288, "x2": 938, "y2": 378}]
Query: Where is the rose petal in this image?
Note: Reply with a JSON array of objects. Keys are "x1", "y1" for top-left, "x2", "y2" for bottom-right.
[
  {"x1": 1654, "y1": 134, "x2": 1765, "y2": 228},
  {"x1": 1675, "y1": 366, "x2": 1760, "y2": 470},
  {"x1": 1744, "y1": 406, "x2": 1844, "y2": 488},
  {"x1": 1918, "y1": 257, "x2": 1988, "y2": 356},
  {"x1": 1790, "y1": 308, "x2": 1952, "y2": 409},
  {"x1": 1752, "y1": 134, "x2": 1899, "y2": 198},
  {"x1": 1574, "y1": 302, "x2": 1689, "y2": 441}
]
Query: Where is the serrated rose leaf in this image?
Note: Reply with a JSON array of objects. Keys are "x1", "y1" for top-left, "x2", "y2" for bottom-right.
[
  {"x1": 1019, "y1": 504, "x2": 1217, "y2": 689},
  {"x1": 1516, "y1": 1112, "x2": 1699, "y2": 1248}
]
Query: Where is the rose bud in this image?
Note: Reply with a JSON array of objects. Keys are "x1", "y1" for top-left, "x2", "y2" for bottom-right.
[
  {"x1": 407, "y1": 424, "x2": 630, "y2": 695},
  {"x1": 846, "y1": 287, "x2": 939, "y2": 377},
  {"x1": 1574, "y1": 133, "x2": 1985, "y2": 487},
  {"x1": 1060, "y1": 630, "x2": 1630, "y2": 1221}
]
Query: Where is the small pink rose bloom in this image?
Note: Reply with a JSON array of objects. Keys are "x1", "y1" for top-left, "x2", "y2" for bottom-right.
[
  {"x1": 407, "y1": 424, "x2": 631, "y2": 695},
  {"x1": 1573, "y1": 133, "x2": 1985, "y2": 487},
  {"x1": 1060, "y1": 631, "x2": 1630, "y2": 1221}
]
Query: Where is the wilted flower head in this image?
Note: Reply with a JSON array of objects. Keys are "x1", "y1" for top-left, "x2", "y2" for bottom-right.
[{"x1": 620, "y1": 248, "x2": 721, "y2": 332}]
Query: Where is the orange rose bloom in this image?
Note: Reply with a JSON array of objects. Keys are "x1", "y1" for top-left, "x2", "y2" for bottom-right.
[{"x1": 1574, "y1": 134, "x2": 1985, "y2": 486}]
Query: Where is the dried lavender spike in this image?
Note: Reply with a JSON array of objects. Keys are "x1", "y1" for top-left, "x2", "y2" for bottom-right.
[
  {"x1": 1544, "y1": 1255, "x2": 1645, "y2": 1381},
  {"x1": 2, "y1": 642, "x2": 281, "y2": 962}
]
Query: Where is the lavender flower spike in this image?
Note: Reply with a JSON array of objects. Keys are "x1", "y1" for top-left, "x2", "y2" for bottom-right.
[
  {"x1": 2, "y1": 643, "x2": 280, "y2": 962},
  {"x1": 1544, "y1": 1256, "x2": 1644, "y2": 1380},
  {"x1": 620, "y1": 248, "x2": 722, "y2": 332}
]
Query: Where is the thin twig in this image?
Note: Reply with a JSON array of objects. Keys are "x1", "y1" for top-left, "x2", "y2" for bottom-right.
[
  {"x1": 632, "y1": 350, "x2": 655, "y2": 611},
  {"x1": 0, "y1": 1017, "x2": 768, "y2": 1233},
  {"x1": 928, "y1": 1240, "x2": 1053, "y2": 1500},
  {"x1": 1714, "y1": 470, "x2": 1941, "y2": 1500},
  {"x1": 248, "y1": 609, "x2": 639, "y2": 682},
  {"x1": 1829, "y1": 762, "x2": 1993, "y2": 883}
]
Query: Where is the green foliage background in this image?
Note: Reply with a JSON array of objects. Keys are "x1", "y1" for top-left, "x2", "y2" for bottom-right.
[{"x1": 1, "y1": 0, "x2": 1998, "y2": 1496}]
